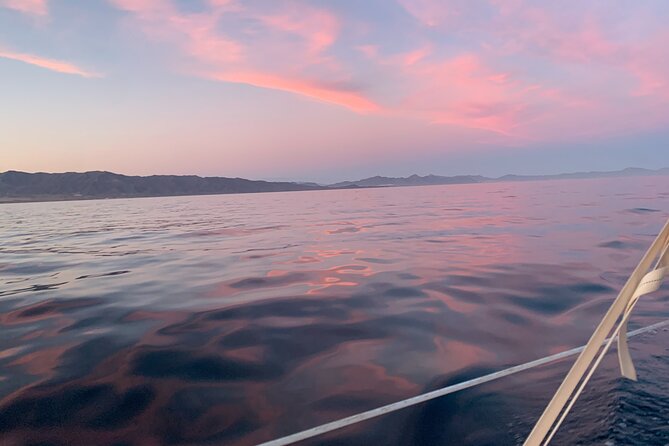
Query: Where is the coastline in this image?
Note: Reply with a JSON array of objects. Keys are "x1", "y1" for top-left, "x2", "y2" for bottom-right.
[{"x1": 3, "y1": 170, "x2": 669, "y2": 205}]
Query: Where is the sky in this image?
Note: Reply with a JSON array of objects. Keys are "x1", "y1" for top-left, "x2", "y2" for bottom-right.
[{"x1": 1, "y1": 0, "x2": 669, "y2": 183}]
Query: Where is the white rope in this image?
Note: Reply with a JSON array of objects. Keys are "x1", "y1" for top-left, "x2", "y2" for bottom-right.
[
  {"x1": 542, "y1": 266, "x2": 669, "y2": 445},
  {"x1": 257, "y1": 318, "x2": 669, "y2": 446},
  {"x1": 524, "y1": 220, "x2": 669, "y2": 446}
]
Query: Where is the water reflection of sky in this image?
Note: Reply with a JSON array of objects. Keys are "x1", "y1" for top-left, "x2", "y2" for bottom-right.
[{"x1": 1, "y1": 176, "x2": 668, "y2": 445}]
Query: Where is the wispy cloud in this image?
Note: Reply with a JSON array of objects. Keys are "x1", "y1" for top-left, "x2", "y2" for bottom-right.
[
  {"x1": 396, "y1": 0, "x2": 452, "y2": 27},
  {"x1": 211, "y1": 71, "x2": 378, "y2": 112},
  {"x1": 103, "y1": 0, "x2": 669, "y2": 140},
  {"x1": 0, "y1": 0, "x2": 47, "y2": 16},
  {"x1": 258, "y1": 5, "x2": 339, "y2": 56},
  {"x1": 390, "y1": 53, "x2": 534, "y2": 135},
  {"x1": 0, "y1": 50, "x2": 100, "y2": 77},
  {"x1": 111, "y1": 0, "x2": 373, "y2": 112}
]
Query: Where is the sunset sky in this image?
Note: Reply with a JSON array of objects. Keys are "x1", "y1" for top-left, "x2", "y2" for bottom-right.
[{"x1": 1, "y1": 0, "x2": 669, "y2": 182}]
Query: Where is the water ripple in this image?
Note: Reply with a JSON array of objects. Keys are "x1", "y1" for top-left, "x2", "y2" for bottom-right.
[{"x1": 1, "y1": 176, "x2": 668, "y2": 445}]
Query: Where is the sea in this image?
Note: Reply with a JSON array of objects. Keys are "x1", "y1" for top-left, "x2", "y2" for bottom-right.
[{"x1": 1, "y1": 175, "x2": 669, "y2": 446}]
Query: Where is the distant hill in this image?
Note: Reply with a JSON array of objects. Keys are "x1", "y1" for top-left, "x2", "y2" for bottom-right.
[
  {"x1": 330, "y1": 174, "x2": 487, "y2": 188},
  {"x1": 330, "y1": 167, "x2": 669, "y2": 188},
  {"x1": 496, "y1": 167, "x2": 669, "y2": 182},
  {"x1": 2, "y1": 167, "x2": 668, "y2": 204},
  {"x1": 0, "y1": 171, "x2": 320, "y2": 203}
]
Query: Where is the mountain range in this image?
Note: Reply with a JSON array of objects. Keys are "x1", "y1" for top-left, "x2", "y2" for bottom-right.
[
  {"x1": 0, "y1": 170, "x2": 320, "y2": 203},
  {"x1": 329, "y1": 174, "x2": 487, "y2": 188},
  {"x1": 330, "y1": 167, "x2": 669, "y2": 188},
  {"x1": 1, "y1": 167, "x2": 668, "y2": 203}
]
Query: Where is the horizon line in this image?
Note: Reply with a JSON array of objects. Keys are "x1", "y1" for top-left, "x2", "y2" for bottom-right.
[{"x1": 2, "y1": 165, "x2": 668, "y2": 185}]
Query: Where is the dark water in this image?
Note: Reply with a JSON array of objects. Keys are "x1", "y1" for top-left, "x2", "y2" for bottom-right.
[{"x1": 1, "y1": 177, "x2": 669, "y2": 446}]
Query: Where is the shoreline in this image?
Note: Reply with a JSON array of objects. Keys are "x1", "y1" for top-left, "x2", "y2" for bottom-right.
[{"x1": 3, "y1": 172, "x2": 669, "y2": 205}]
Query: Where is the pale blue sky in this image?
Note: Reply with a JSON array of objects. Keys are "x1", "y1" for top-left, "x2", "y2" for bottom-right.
[{"x1": 1, "y1": 0, "x2": 668, "y2": 182}]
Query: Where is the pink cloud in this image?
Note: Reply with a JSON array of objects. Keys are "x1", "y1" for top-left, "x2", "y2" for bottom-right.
[
  {"x1": 107, "y1": 0, "x2": 607, "y2": 137},
  {"x1": 397, "y1": 0, "x2": 455, "y2": 27},
  {"x1": 211, "y1": 71, "x2": 378, "y2": 112},
  {"x1": 486, "y1": 2, "x2": 662, "y2": 97},
  {"x1": 259, "y1": 6, "x2": 339, "y2": 56},
  {"x1": 0, "y1": 0, "x2": 47, "y2": 16},
  {"x1": 401, "y1": 45, "x2": 431, "y2": 66},
  {"x1": 0, "y1": 49, "x2": 100, "y2": 77},
  {"x1": 469, "y1": 2, "x2": 669, "y2": 137},
  {"x1": 624, "y1": 32, "x2": 669, "y2": 99},
  {"x1": 499, "y1": 8, "x2": 620, "y2": 65},
  {"x1": 106, "y1": 0, "x2": 669, "y2": 141},
  {"x1": 111, "y1": 0, "x2": 370, "y2": 111},
  {"x1": 106, "y1": 2, "x2": 518, "y2": 133},
  {"x1": 356, "y1": 44, "x2": 378, "y2": 59},
  {"x1": 390, "y1": 53, "x2": 538, "y2": 135}
]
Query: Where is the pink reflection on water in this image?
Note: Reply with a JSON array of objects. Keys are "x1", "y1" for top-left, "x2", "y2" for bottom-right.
[{"x1": 2, "y1": 178, "x2": 668, "y2": 445}]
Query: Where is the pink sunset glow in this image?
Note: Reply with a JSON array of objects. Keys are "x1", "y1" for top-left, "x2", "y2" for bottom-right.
[
  {"x1": 0, "y1": 50, "x2": 100, "y2": 77},
  {"x1": 0, "y1": 0, "x2": 46, "y2": 16},
  {"x1": 1, "y1": 0, "x2": 669, "y2": 181}
]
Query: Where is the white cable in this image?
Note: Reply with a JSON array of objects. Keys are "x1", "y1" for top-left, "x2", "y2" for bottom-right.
[
  {"x1": 542, "y1": 312, "x2": 626, "y2": 445},
  {"x1": 542, "y1": 266, "x2": 668, "y2": 445},
  {"x1": 524, "y1": 220, "x2": 669, "y2": 446},
  {"x1": 257, "y1": 318, "x2": 669, "y2": 446}
]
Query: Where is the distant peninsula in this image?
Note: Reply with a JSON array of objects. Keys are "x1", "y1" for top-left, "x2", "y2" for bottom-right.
[
  {"x1": 332, "y1": 167, "x2": 669, "y2": 188},
  {"x1": 0, "y1": 171, "x2": 321, "y2": 203},
  {"x1": 1, "y1": 167, "x2": 668, "y2": 204}
]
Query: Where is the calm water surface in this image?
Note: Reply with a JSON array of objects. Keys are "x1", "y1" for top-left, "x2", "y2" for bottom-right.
[{"x1": 1, "y1": 177, "x2": 669, "y2": 445}]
